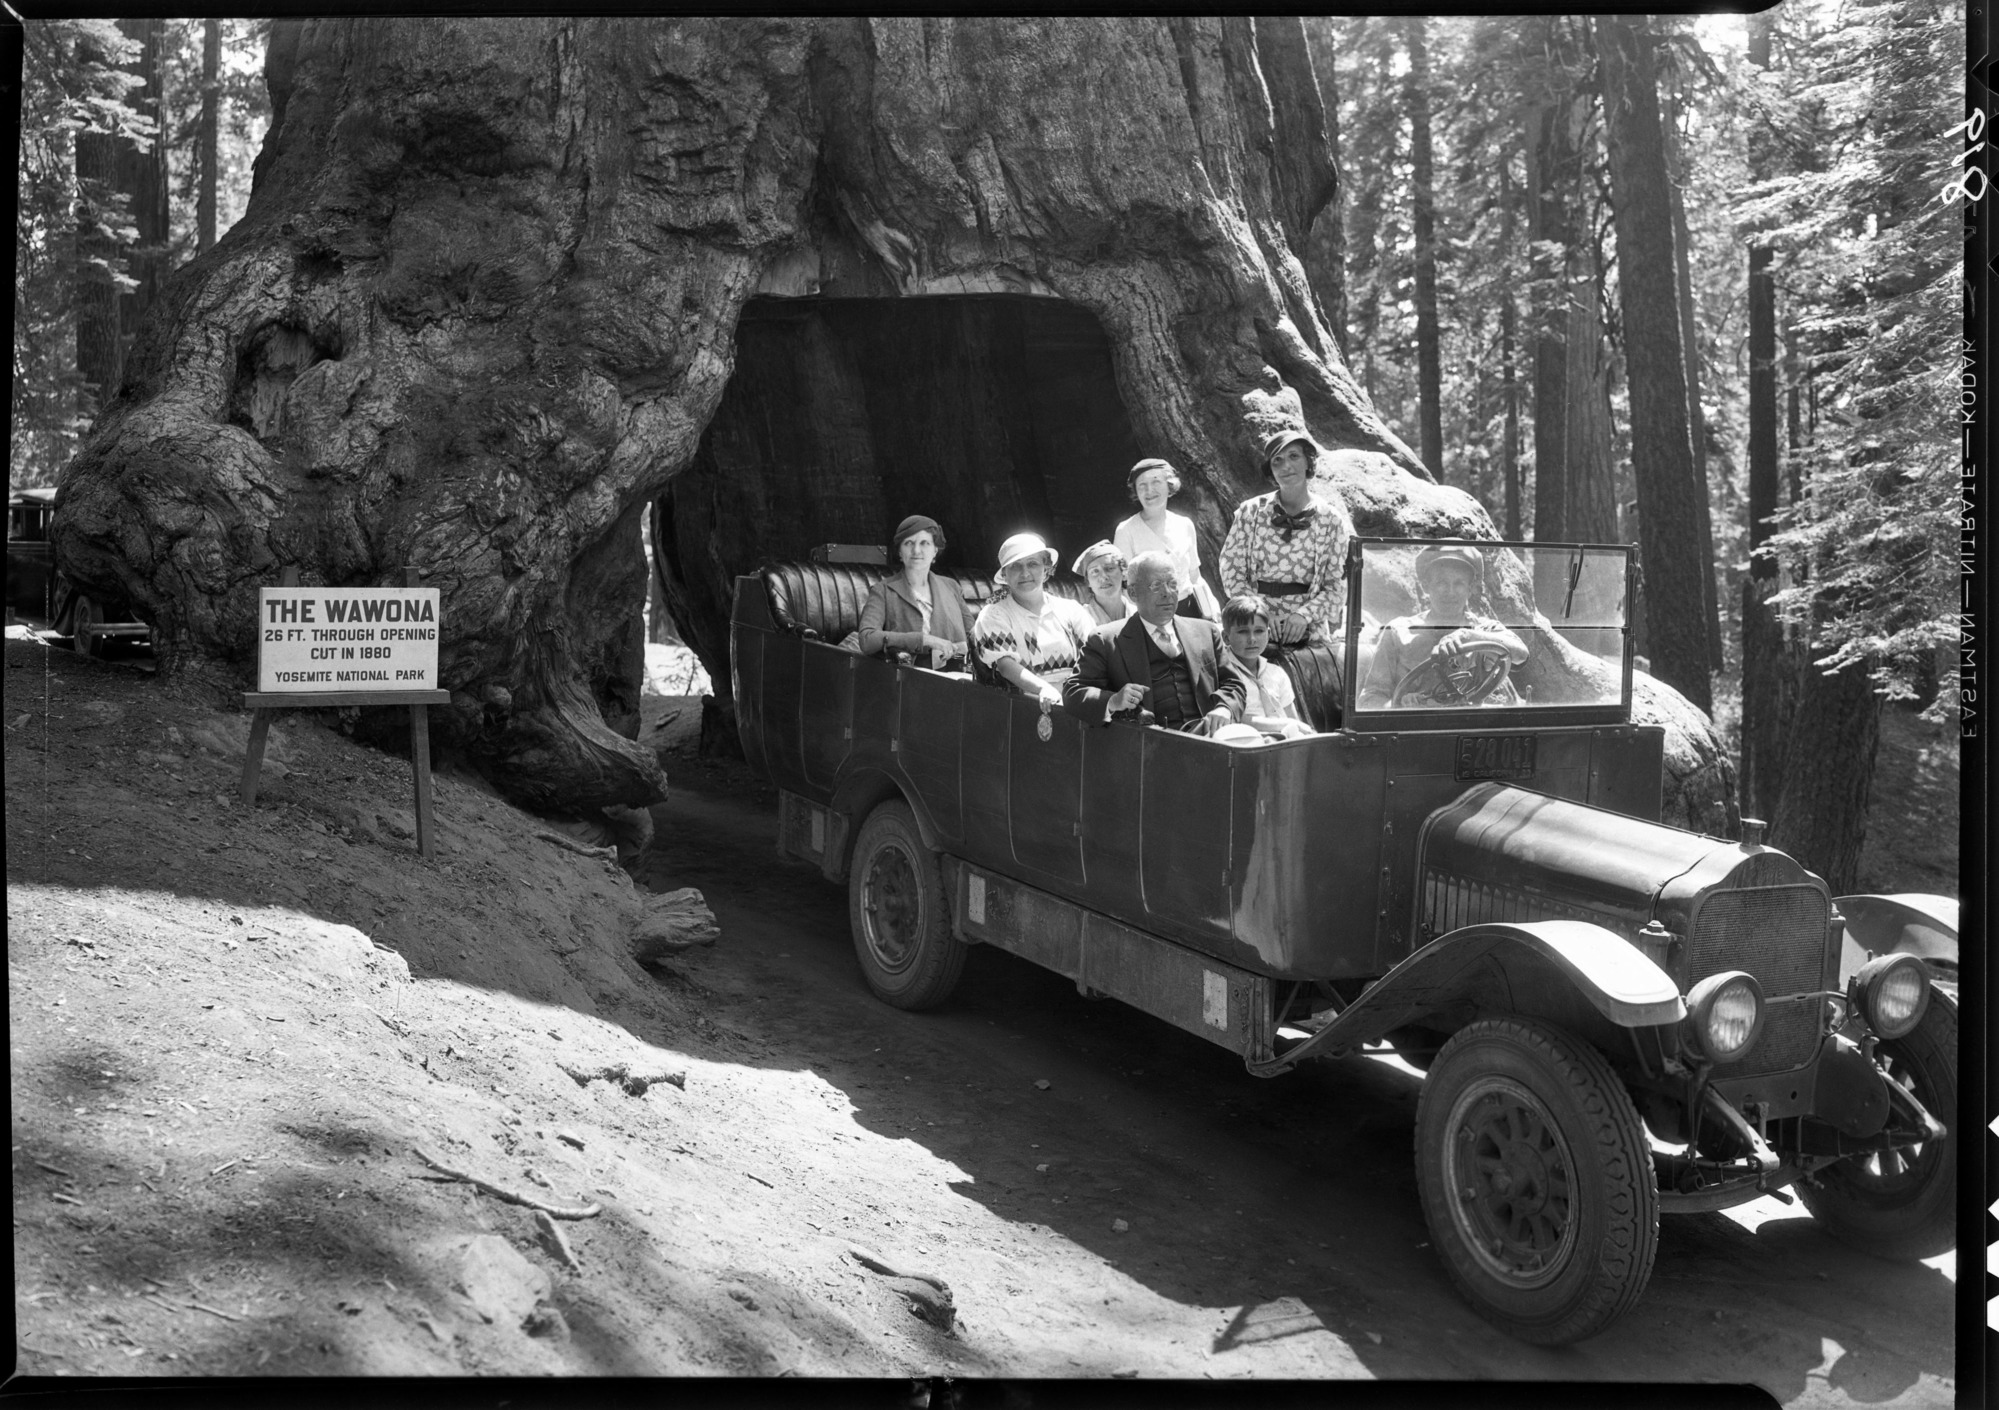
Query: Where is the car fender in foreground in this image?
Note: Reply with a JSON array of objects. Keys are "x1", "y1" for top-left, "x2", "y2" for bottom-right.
[
  {"x1": 1252, "y1": 919, "x2": 1684, "y2": 1075},
  {"x1": 1835, "y1": 893, "x2": 1958, "y2": 986}
]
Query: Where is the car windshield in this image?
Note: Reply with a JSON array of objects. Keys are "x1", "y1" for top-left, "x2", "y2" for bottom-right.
[{"x1": 1347, "y1": 539, "x2": 1632, "y2": 717}]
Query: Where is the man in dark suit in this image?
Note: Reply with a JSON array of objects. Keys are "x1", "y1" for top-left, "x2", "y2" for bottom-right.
[{"x1": 1063, "y1": 551, "x2": 1249, "y2": 732}]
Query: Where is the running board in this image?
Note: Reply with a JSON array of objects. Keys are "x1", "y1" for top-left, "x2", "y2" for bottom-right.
[{"x1": 949, "y1": 860, "x2": 1276, "y2": 1066}]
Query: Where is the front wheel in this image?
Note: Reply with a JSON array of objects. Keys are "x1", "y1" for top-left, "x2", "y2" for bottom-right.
[
  {"x1": 847, "y1": 801, "x2": 967, "y2": 1011},
  {"x1": 1797, "y1": 992, "x2": 1957, "y2": 1261},
  {"x1": 1416, "y1": 1018, "x2": 1659, "y2": 1345}
]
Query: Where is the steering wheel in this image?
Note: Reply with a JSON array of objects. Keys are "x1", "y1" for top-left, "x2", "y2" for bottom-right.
[{"x1": 1391, "y1": 643, "x2": 1514, "y2": 708}]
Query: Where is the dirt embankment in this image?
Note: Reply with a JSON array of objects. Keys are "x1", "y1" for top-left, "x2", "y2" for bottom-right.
[{"x1": 4, "y1": 632, "x2": 987, "y2": 1377}]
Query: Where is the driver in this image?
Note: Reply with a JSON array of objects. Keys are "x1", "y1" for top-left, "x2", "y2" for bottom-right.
[{"x1": 1357, "y1": 545, "x2": 1528, "y2": 709}]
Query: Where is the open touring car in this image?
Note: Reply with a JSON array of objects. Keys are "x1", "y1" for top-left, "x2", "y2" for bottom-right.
[{"x1": 728, "y1": 536, "x2": 1957, "y2": 1344}]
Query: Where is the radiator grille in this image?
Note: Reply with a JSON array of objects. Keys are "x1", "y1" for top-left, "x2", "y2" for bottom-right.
[{"x1": 1688, "y1": 884, "x2": 1829, "y2": 1076}]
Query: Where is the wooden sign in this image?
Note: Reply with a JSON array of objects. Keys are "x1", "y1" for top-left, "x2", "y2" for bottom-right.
[
  {"x1": 241, "y1": 569, "x2": 449, "y2": 859},
  {"x1": 257, "y1": 586, "x2": 441, "y2": 694}
]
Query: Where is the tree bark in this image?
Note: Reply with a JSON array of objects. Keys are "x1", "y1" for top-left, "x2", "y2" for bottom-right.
[
  {"x1": 1500, "y1": 163, "x2": 1522, "y2": 541},
  {"x1": 1768, "y1": 659, "x2": 1881, "y2": 893},
  {"x1": 57, "y1": 16, "x2": 1721, "y2": 818},
  {"x1": 1740, "y1": 9, "x2": 1790, "y2": 820},
  {"x1": 1562, "y1": 251, "x2": 1617, "y2": 545},
  {"x1": 73, "y1": 31, "x2": 125, "y2": 416},
  {"x1": 1403, "y1": 17, "x2": 1443, "y2": 478},
  {"x1": 73, "y1": 18, "x2": 168, "y2": 417},
  {"x1": 1526, "y1": 93, "x2": 1570, "y2": 543},
  {"x1": 1299, "y1": 19, "x2": 1348, "y2": 358},
  {"x1": 1664, "y1": 88, "x2": 1725, "y2": 675},
  {"x1": 197, "y1": 18, "x2": 221, "y2": 253},
  {"x1": 1595, "y1": 14, "x2": 1713, "y2": 714}
]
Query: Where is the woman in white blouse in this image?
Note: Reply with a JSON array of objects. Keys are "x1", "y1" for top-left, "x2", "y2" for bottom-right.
[
  {"x1": 971, "y1": 532, "x2": 1098, "y2": 704},
  {"x1": 1112, "y1": 458, "x2": 1221, "y2": 621}
]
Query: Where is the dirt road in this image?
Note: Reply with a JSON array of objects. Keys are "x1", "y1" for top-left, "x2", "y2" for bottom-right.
[{"x1": 636, "y1": 758, "x2": 1959, "y2": 1401}]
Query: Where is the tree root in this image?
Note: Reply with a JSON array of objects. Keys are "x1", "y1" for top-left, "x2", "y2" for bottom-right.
[{"x1": 412, "y1": 1146, "x2": 601, "y2": 1220}]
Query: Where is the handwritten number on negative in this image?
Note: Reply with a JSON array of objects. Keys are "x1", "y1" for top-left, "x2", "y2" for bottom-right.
[{"x1": 1941, "y1": 110, "x2": 1988, "y2": 204}]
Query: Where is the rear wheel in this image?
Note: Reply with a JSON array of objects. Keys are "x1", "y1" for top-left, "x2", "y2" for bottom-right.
[
  {"x1": 1798, "y1": 992, "x2": 1957, "y2": 1261},
  {"x1": 847, "y1": 801, "x2": 966, "y2": 1010},
  {"x1": 71, "y1": 594, "x2": 107, "y2": 659},
  {"x1": 1416, "y1": 1018, "x2": 1658, "y2": 1345}
]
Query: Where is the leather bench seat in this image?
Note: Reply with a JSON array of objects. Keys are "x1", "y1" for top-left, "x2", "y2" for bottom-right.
[
  {"x1": 1275, "y1": 643, "x2": 1345, "y2": 732},
  {"x1": 759, "y1": 561, "x2": 1092, "y2": 643}
]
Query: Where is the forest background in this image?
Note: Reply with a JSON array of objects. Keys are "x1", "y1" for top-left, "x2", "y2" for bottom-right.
[{"x1": 8, "y1": 6, "x2": 1968, "y2": 897}]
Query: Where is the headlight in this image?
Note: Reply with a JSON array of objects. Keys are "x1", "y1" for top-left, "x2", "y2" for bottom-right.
[
  {"x1": 1848, "y1": 953, "x2": 1930, "y2": 1041},
  {"x1": 1683, "y1": 971, "x2": 1765, "y2": 1064}
]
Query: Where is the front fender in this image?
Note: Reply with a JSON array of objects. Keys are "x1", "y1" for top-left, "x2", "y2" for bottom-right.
[
  {"x1": 1254, "y1": 920, "x2": 1683, "y2": 1074},
  {"x1": 1835, "y1": 893, "x2": 1958, "y2": 981}
]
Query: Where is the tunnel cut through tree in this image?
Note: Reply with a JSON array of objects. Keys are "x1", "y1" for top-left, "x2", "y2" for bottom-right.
[{"x1": 655, "y1": 295, "x2": 1147, "y2": 689}]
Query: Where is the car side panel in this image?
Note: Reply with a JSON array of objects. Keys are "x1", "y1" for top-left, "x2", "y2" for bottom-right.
[
  {"x1": 1077, "y1": 723, "x2": 1145, "y2": 904},
  {"x1": 799, "y1": 643, "x2": 856, "y2": 790},
  {"x1": 1227, "y1": 735, "x2": 1388, "y2": 978},
  {"x1": 892, "y1": 668, "x2": 964, "y2": 847},
  {"x1": 1137, "y1": 728, "x2": 1235, "y2": 933},
  {"x1": 1009, "y1": 700, "x2": 1085, "y2": 884},
  {"x1": 958, "y1": 684, "x2": 1014, "y2": 863}
]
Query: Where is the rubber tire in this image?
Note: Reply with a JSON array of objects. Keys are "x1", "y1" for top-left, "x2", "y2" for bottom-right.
[
  {"x1": 1415, "y1": 1018, "x2": 1659, "y2": 1345},
  {"x1": 1797, "y1": 992, "x2": 1957, "y2": 1261},
  {"x1": 72, "y1": 594, "x2": 107, "y2": 659},
  {"x1": 847, "y1": 801, "x2": 967, "y2": 1011}
]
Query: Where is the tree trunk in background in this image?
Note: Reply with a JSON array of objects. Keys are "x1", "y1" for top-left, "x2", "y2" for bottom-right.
[
  {"x1": 73, "y1": 31, "x2": 124, "y2": 416},
  {"x1": 1596, "y1": 13, "x2": 1713, "y2": 714},
  {"x1": 1526, "y1": 97, "x2": 1571, "y2": 543},
  {"x1": 1300, "y1": 20, "x2": 1348, "y2": 358},
  {"x1": 197, "y1": 18, "x2": 221, "y2": 253},
  {"x1": 1500, "y1": 167, "x2": 1522, "y2": 539},
  {"x1": 73, "y1": 18, "x2": 168, "y2": 416},
  {"x1": 1741, "y1": 9, "x2": 1791, "y2": 821},
  {"x1": 1404, "y1": 17, "x2": 1443, "y2": 478},
  {"x1": 1562, "y1": 248, "x2": 1617, "y2": 545},
  {"x1": 1343, "y1": 29, "x2": 1396, "y2": 402},
  {"x1": 1665, "y1": 93, "x2": 1725, "y2": 674},
  {"x1": 1768, "y1": 660, "x2": 1881, "y2": 893}
]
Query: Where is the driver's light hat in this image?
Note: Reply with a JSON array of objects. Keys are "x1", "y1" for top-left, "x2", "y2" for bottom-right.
[{"x1": 1415, "y1": 543, "x2": 1483, "y2": 586}]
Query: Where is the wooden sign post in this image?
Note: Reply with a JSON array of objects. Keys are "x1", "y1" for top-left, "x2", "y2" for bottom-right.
[{"x1": 240, "y1": 566, "x2": 449, "y2": 859}]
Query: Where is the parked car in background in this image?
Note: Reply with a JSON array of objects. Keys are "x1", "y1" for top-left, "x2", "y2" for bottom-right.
[
  {"x1": 5, "y1": 485, "x2": 150, "y2": 657},
  {"x1": 6, "y1": 487, "x2": 57, "y2": 620},
  {"x1": 730, "y1": 536, "x2": 1958, "y2": 1345}
]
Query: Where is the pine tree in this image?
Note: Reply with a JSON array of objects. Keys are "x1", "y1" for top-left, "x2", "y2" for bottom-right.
[
  {"x1": 1597, "y1": 12, "x2": 1715, "y2": 713},
  {"x1": 13, "y1": 20, "x2": 158, "y2": 485},
  {"x1": 1734, "y1": 0, "x2": 1963, "y2": 887}
]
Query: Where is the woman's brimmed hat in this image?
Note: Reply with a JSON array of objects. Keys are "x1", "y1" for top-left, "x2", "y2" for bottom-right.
[
  {"x1": 1415, "y1": 543, "x2": 1483, "y2": 587},
  {"x1": 1072, "y1": 540, "x2": 1124, "y2": 576},
  {"x1": 892, "y1": 514, "x2": 945, "y2": 554},
  {"x1": 1259, "y1": 428, "x2": 1318, "y2": 472},
  {"x1": 994, "y1": 531, "x2": 1058, "y2": 582}
]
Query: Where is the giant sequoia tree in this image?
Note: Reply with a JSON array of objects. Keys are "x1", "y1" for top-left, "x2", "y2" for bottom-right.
[{"x1": 55, "y1": 17, "x2": 1731, "y2": 826}]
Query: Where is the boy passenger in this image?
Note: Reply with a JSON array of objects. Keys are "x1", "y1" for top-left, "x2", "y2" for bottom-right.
[{"x1": 1220, "y1": 595, "x2": 1314, "y2": 739}]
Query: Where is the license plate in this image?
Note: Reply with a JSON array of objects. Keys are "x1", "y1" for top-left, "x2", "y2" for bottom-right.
[{"x1": 1455, "y1": 734, "x2": 1536, "y2": 781}]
